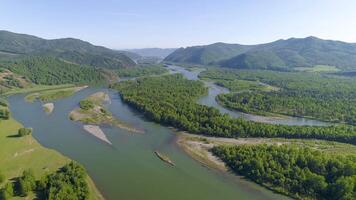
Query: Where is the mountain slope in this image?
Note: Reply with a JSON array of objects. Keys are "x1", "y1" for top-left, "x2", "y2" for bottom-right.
[
  {"x1": 165, "y1": 37, "x2": 356, "y2": 70},
  {"x1": 222, "y1": 37, "x2": 356, "y2": 70},
  {"x1": 164, "y1": 43, "x2": 253, "y2": 65},
  {"x1": 0, "y1": 30, "x2": 136, "y2": 69},
  {"x1": 0, "y1": 56, "x2": 108, "y2": 85}
]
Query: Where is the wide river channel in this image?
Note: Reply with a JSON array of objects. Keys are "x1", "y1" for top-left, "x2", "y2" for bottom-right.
[{"x1": 8, "y1": 65, "x2": 327, "y2": 200}]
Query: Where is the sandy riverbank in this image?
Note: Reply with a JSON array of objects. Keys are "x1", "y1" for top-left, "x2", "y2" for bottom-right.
[
  {"x1": 176, "y1": 133, "x2": 289, "y2": 172},
  {"x1": 83, "y1": 125, "x2": 112, "y2": 145}
]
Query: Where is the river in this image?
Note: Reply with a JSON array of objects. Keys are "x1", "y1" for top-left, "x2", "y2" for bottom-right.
[
  {"x1": 7, "y1": 65, "x2": 326, "y2": 200},
  {"x1": 167, "y1": 65, "x2": 329, "y2": 126},
  {"x1": 8, "y1": 88, "x2": 291, "y2": 200}
]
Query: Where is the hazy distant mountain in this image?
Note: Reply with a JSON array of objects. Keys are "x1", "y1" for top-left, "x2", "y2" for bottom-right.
[
  {"x1": 0, "y1": 30, "x2": 136, "y2": 69},
  {"x1": 126, "y1": 48, "x2": 177, "y2": 59},
  {"x1": 165, "y1": 37, "x2": 356, "y2": 70}
]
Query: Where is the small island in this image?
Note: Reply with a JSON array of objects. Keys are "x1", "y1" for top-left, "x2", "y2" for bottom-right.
[
  {"x1": 69, "y1": 92, "x2": 144, "y2": 133},
  {"x1": 42, "y1": 103, "x2": 54, "y2": 114},
  {"x1": 154, "y1": 151, "x2": 175, "y2": 166},
  {"x1": 23, "y1": 85, "x2": 88, "y2": 115}
]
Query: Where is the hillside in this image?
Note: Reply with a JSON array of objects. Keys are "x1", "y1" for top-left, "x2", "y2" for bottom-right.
[
  {"x1": 126, "y1": 48, "x2": 177, "y2": 59},
  {"x1": 0, "y1": 30, "x2": 136, "y2": 69},
  {"x1": 165, "y1": 37, "x2": 356, "y2": 70},
  {"x1": 164, "y1": 43, "x2": 253, "y2": 65},
  {"x1": 0, "y1": 56, "x2": 108, "y2": 86}
]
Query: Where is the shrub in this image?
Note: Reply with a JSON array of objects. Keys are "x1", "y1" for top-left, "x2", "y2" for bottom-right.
[
  {"x1": 0, "y1": 182, "x2": 14, "y2": 200},
  {"x1": 0, "y1": 109, "x2": 9, "y2": 120},
  {"x1": 79, "y1": 100, "x2": 94, "y2": 110},
  {"x1": 18, "y1": 169, "x2": 36, "y2": 196},
  {"x1": 18, "y1": 128, "x2": 32, "y2": 137}
]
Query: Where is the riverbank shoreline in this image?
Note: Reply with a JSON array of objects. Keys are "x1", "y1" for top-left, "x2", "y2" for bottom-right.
[{"x1": 176, "y1": 132, "x2": 227, "y2": 172}]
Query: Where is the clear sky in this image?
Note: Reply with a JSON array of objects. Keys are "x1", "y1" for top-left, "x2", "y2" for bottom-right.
[{"x1": 1, "y1": 0, "x2": 356, "y2": 49}]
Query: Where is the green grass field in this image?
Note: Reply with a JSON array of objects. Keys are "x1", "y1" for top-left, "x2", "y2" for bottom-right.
[
  {"x1": 294, "y1": 65, "x2": 340, "y2": 72},
  {"x1": 0, "y1": 118, "x2": 103, "y2": 200},
  {"x1": 24, "y1": 85, "x2": 85, "y2": 102},
  {"x1": 207, "y1": 78, "x2": 278, "y2": 93},
  {"x1": 3, "y1": 84, "x2": 75, "y2": 96}
]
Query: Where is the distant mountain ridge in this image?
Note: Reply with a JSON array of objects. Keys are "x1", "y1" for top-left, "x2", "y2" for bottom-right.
[
  {"x1": 126, "y1": 48, "x2": 177, "y2": 59},
  {"x1": 164, "y1": 37, "x2": 356, "y2": 70},
  {"x1": 0, "y1": 30, "x2": 136, "y2": 69}
]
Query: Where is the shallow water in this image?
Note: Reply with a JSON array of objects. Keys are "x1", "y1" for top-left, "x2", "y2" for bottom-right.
[{"x1": 8, "y1": 88, "x2": 289, "y2": 200}]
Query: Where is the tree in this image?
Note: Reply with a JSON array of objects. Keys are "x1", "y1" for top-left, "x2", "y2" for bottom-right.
[
  {"x1": 79, "y1": 100, "x2": 94, "y2": 110},
  {"x1": 328, "y1": 176, "x2": 356, "y2": 200},
  {"x1": 42, "y1": 162, "x2": 89, "y2": 200},
  {"x1": 18, "y1": 128, "x2": 32, "y2": 137},
  {"x1": 0, "y1": 109, "x2": 9, "y2": 120},
  {"x1": 18, "y1": 169, "x2": 36, "y2": 196},
  {"x1": 0, "y1": 182, "x2": 14, "y2": 200}
]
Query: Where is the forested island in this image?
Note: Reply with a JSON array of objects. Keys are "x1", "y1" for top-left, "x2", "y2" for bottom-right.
[
  {"x1": 112, "y1": 74, "x2": 356, "y2": 145},
  {"x1": 200, "y1": 68, "x2": 356, "y2": 124}
]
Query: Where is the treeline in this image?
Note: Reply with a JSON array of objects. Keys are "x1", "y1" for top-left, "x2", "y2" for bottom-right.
[
  {"x1": 0, "y1": 162, "x2": 89, "y2": 200},
  {"x1": 0, "y1": 56, "x2": 108, "y2": 85},
  {"x1": 218, "y1": 90, "x2": 356, "y2": 124},
  {"x1": 113, "y1": 74, "x2": 356, "y2": 144},
  {"x1": 0, "y1": 98, "x2": 9, "y2": 120},
  {"x1": 116, "y1": 64, "x2": 168, "y2": 78},
  {"x1": 200, "y1": 69, "x2": 356, "y2": 124},
  {"x1": 199, "y1": 68, "x2": 356, "y2": 95},
  {"x1": 212, "y1": 145, "x2": 356, "y2": 200}
]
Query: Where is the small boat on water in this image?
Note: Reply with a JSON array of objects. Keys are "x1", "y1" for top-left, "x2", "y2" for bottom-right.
[{"x1": 154, "y1": 151, "x2": 175, "y2": 166}]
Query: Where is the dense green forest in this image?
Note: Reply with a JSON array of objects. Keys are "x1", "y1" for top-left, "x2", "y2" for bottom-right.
[
  {"x1": 165, "y1": 36, "x2": 356, "y2": 71},
  {"x1": 113, "y1": 74, "x2": 356, "y2": 144},
  {"x1": 164, "y1": 43, "x2": 253, "y2": 65},
  {"x1": 0, "y1": 162, "x2": 89, "y2": 200},
  {"x1": 0, "y1": 56, "x2": 108, "y2": 85},
  {"x1": 0, "y1": 30, "x2": 135, "y2": 69},
  {"x1": 116, "y1": 65, "x2": 168, "y2": 78},
  {"x1": 212, "y1": 145, "x2": 356, "y2": 200},
  {"x1": 200, "y1": 69, "x2": 356, "y2": 124}
]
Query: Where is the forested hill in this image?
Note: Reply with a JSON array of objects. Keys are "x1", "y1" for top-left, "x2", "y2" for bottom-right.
[
  {"x1": 0, "y1": 30, "x2": 136, "y2": 69},
  {"x1": 164, "y1": 43, "x2": 253, "y2": 65},
  {"x1": 164, "y1": 37, "x2": 356, "y2": 71},
  {"x1": 0, "y1": 56, "x2": 108, "y2": 85}
]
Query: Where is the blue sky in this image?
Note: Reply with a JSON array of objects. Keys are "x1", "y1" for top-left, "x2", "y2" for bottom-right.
[{"x1": 1, "y1": 0, "x2": 356, "y2": 48}]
